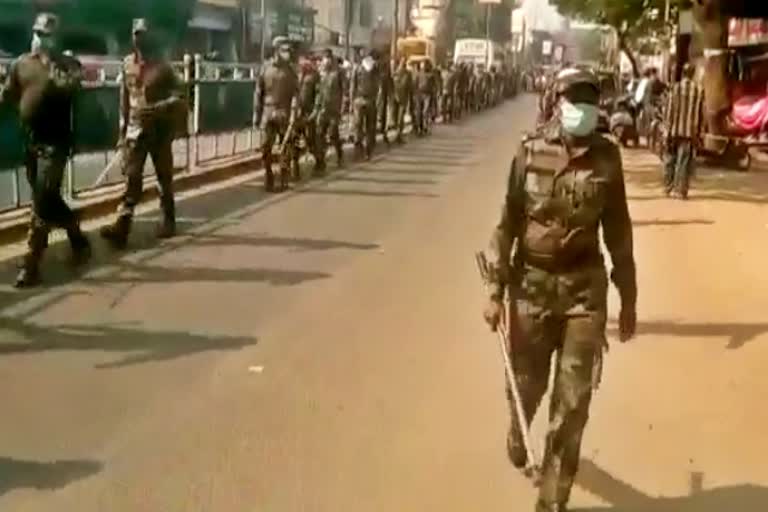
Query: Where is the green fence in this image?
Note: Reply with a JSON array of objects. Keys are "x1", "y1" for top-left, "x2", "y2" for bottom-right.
[
  {"x1": 0, "y1": 102, "x2": 26, "y2": 169},
  {"x1": 196, "y1": 81, "x2": 255, "y2": 135}
]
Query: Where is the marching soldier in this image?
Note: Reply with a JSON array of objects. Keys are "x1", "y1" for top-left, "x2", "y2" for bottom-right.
[
  {"x1": 378, "y1": 56, "x2": 394, "y2": 145},
  {"x1": 390, "y1": 57, "x2": 413, "y2": 144},
  {"x1": 297, "y1": 54, "x2": 320, "y2": 179},
  {"x1": 313, "y1": 49, "x2": 346, "y2": 174},
  {"x1": 430, "y1": 59, "x2": 442, "y2": 123},
  {"x1": 0, "y1": 13, "x2": 91, "y2": 287},
  {"x1": 483, "y1": 67, "x2": 637, "y2": 512},
  {"x1": 440, "y1": 62, "x2": 457, "y2": 123},
  {"x1": 414, "y1": 59, "x2": 437, "y2": 136},
  {"x1": 254, "y1": 36, "x2": 299, "y2": 192},
  {"x1": 350, "y1": 48, "x2": 381, "y2": 160},
  {"x1": 101, "y1": 18, "x2": 185, "y2": 249},
  {"x1": 455, "y1": 62, "x2": 469, "y2": 120}
]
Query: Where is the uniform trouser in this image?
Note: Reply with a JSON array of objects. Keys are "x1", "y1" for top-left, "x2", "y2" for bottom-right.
[
  {"x1": 441, "y1": 93, "x2": 453, "y2": 121},
  {"x1": 23, "y1": 145, "x2": 83, "y2": 265},
  {"x1": 116, "y1": 134, "x2": 175, "y2": 224},
  {"x1": 508, "y1": 289, "x2": 606, "y2": 510},
  {"x1": 261, "y1": 113, "x2": 293, "y2": 183},
  {"x1": 664, "y1": 137, "x2": 694, "y2": 196},
  {"x1": 390, "y1": 98, "x2": 408, "y2": 139},
  {"x1": 316, "y1": 113, "x2": 343, "y2": 165},
  {"x1": 378, "y1": 94, "x2": 389, "y2": 139},
  {"x1": 353, "y1": 99, "x2": 377, "y2": 155},
  {"x1": 414, "y1": 94, "x2": 432, "y2": 134},
  {"x1": 296, "y1": 117, "x2": 318, "y2": 163}
]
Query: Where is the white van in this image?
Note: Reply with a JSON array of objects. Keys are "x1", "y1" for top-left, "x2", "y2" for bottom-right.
[{"x1": 453, "y1": 38, "x2": 504, "y2": 68}]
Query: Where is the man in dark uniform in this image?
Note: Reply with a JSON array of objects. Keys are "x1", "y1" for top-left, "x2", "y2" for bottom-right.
[
  {"x1": 351, "y1": 48, "x2": 381, "y2": 160},
  {"x1": 0, "y1": 13, "x2": 91, "y2": 287},
  {"x1": 378, "y1": 56, "x2": 394, "y2": 145},
  {"x1": 414, "y1": 60, "x2": 437, "y2": 136},
  {"x1": 296, "y1": 53, "x2": 320, "y2": 179},
  {"x1": 440, "y1": 62, "x2": 457, "y2": 123},
  {"x1": 313, "y1": 49, "x2": 346, "y2": 174},
  {"x1": 455, "y1": 63, "x2": 469, "y2": 120},
  {"x1": 100, "y1": 18, "x2": 185, "y2": 249},
  {"x1": 254, "y1": 36, "x2": 299, "y2": 191},
  {"x1": 390, "y1": 57, "x2": 413, "y2": 144},
  {"x1": 430, "y1": 59, "x2": 442, "y2": 123},
  {"x1": 483, "y1": 67, "x2": 637, "y2": 512}
]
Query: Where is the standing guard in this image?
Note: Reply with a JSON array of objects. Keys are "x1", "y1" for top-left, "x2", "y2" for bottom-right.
[
  {"x1": 390, "y1": 57, "x2": 413, "y2": 144},
  {"x1": 296, "y1": 54, "x2": 320, "y2": 180}
]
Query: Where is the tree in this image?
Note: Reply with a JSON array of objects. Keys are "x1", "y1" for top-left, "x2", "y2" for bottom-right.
[{"x1": 550, "y1": 0, "x2": 677, "y2": 77}]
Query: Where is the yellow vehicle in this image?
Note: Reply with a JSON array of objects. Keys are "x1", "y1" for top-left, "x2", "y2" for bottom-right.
[{"x1": 396, "y1": 36, "x2": 436, "y2": 64}]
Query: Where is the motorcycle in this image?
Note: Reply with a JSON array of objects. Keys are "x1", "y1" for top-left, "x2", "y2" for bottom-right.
[{"x1": 610, "y1": 96, "x2": 640, "y2": 147}]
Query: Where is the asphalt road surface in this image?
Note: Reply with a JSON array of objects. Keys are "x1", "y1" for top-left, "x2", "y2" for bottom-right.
[{"x1": 1, "y1": 96, "x2": 767, "y2": 512}]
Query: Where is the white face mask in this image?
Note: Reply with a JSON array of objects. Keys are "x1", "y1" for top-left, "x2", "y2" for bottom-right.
[
  {"x1": 362, "y1": 57, "x2": 374, "y2": 72},
  {"x1": 560, "y1": 100, "x2": 599, "y2": 137},
  {"x1": 32, "y1": 33, "x2": 55, "y2": 53},
  {"x1": 278, "y1": 50, "x2": 291, "y2": 62}
]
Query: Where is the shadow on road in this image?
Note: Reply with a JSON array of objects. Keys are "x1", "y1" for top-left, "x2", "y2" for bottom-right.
[
  {"x1": 606, "y1": 320, "x2": 768, "y2": 349},
  {"x1": 632, "y1": 219, "x2": 714, "y2": 227},
  {"x1": 0, "y1": 314, "x2": 257, "y2": 368},
  {"x1": 187, "y1": 233, "x2": 380, "y2": 252},
  {"x1": 572, "y1": 459, "x2": 768, "y2": 512},
  {"x1": 0, "y1": 457, "x2": 102, "y2": 497},
  {"x1": 295, "y1": 188, "x2": 439, "y2": 199},
  {"x1": 82, "y1": 261, "x2": 331, "y2": 286},
  {"x1": 335, "y1": 176, "x2": 439, "y2": 186}
]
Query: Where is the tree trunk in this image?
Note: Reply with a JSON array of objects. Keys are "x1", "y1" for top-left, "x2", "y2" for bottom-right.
[
  {"x1": 692, "y1": 0, "x2": 730, "y2": 136},
  {"x1": 618, "y1": 33, "x2": 640, "y2": 78}
]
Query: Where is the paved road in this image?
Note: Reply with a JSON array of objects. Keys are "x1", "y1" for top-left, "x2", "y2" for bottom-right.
[{"x1": 1, "y1": 96, "x2": 767, "y2": 512}]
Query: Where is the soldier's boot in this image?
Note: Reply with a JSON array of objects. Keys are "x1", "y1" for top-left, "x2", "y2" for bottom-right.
[
  {"x1": 14, "y1": 227, "x2": 47, "y2": 289},
  {"x1": 507, "y1": 424, "x2": 528, "y2": 469},
  {"x1": 100, "y1": 215, "x2": 132, "y2": 250},
  {"x1": 336, "y1": 145, "x2": 345, "y2": 168},
  {"x1": 291, "y1": 157, "x2": 301, "y2": 182},
  {"x1": 313, "y1": 158, "x2": 326, "y2": 177},
  {"x1": 535, "y1": 500, "x2": 568, "y2": 512},
  {"x1": 66, "y1": 221, "x2": 92, "y2": 267},
  {"x1": 156, "y1": 201, "x2": 176, "y2": 239},
  {"x1": 279, "y1": 164, "x2": 290, "y2": 191}
]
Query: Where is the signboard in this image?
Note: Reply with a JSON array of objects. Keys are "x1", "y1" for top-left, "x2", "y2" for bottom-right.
[
  {"x1": 511, "y1": 9, "x2": 524, "y2": 35},
  {"x1": 542, "y1": 40, "x2": 552, "y2": 56},
  {"x1": 553, "y1": 45, "x2": 564, "y2": 63}
]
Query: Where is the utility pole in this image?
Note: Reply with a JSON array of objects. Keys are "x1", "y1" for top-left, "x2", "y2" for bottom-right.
[
  {"x1": 485, "y1": 3, "x2": 491, "y2": 68},
  {"x1": 391, "y1": 0, "x2": 399, "y2": 59}
]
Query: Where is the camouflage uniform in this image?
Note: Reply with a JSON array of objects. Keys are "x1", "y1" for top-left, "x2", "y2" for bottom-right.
[
  {"x1": 486, "y1": 71, "x2": 637, "y2": 512},
  {"x1": 351, "y1": 52, "x2": 381, "y2": 159},
  {"x1": 296, "y1": 62, "x2": 320, "y2": 178},
  {"x1": 101, "y1": 18, "x2": 185, "y2": 248},
  {"x1": 254, "y1": 38, "x2": 299, "y2": 191},
  {"x1": 414, "y1": 61, "x2": 437, "y2": 136},
  {"x1": 455, "y1": 64, "x2": 469, "y2": 119},
  {"x1": 440, "y1": 64, "x2": 457, "y2": 123},
  {"x1": 0, "y1": 13, "x2": 90, "y2": 287},
  {"x1": 390, "y1": 60, "x2": 413, "y2": 143},
  {"x1": 378, "y1": 60, "x2": 394, "y2": 144},
  {"x1": 313, "y1": 56, "x2": 346, "y2": 172}
]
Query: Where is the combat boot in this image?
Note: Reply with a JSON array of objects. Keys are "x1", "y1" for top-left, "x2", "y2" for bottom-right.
[
  {"x1": 264, "y1": 167, "x2": 276, "y2": 192},
  {"x1": 14, "y1": 228, "x2": 47, "y2": 289},
  {"x1": 535, "y1": 500, "x2": 568, "y2": 512},
  {"x1": 507, "y1": 425, "x2": 528, "y2": 469},
  {"x1": 157, "y1": 203, "x2": 176, "y2": 239},
  {"x1": 100, "y1": 215, "x2": 132, "y2": 250},
  {"x1": 313, "y1": 160, "x2": 326, "y2": 177},
  {"x1": 66, "y1": 225, "x2": 92, "y2": 267}
]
